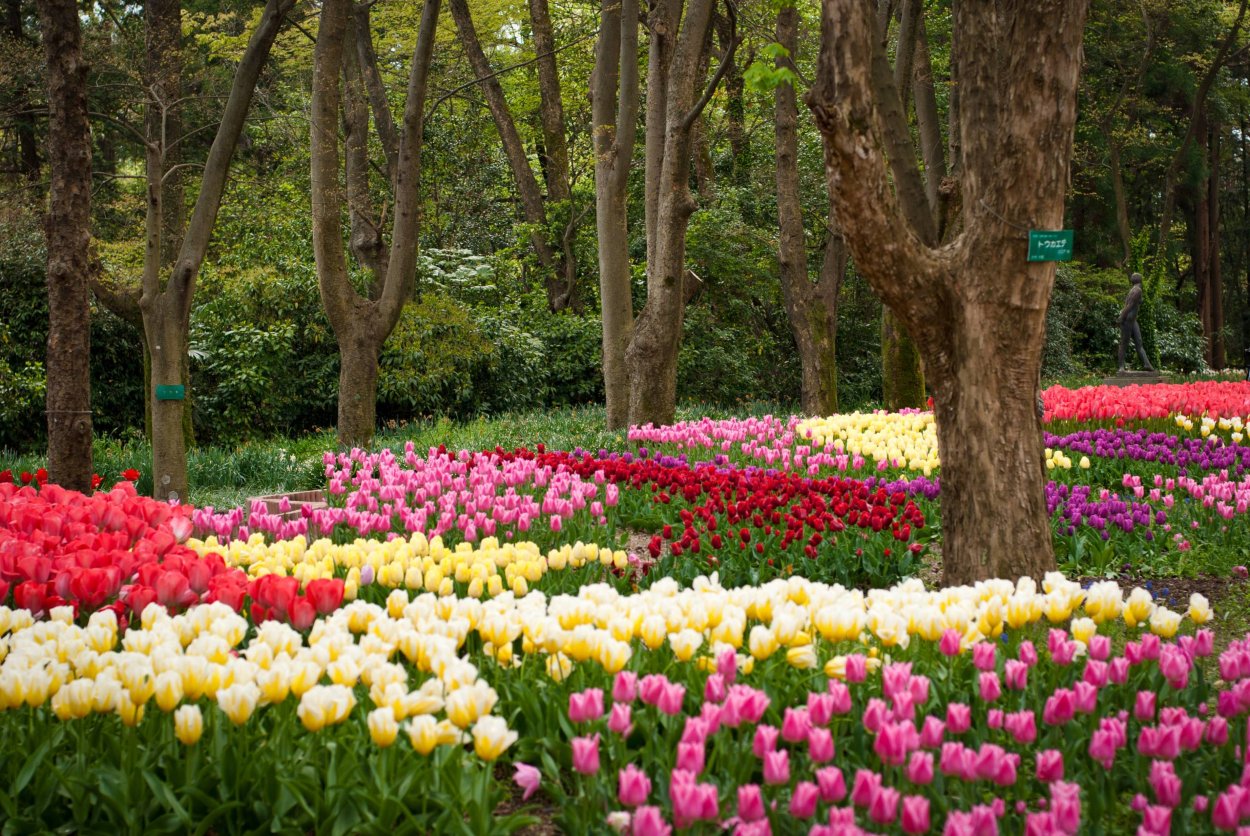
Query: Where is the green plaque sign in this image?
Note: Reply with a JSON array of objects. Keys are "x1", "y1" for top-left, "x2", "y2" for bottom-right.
[
  {"x1": 1027, "y1": 230, "x2": 1074, "y2": 262},
  {"x1": 155, "y1": 385, "x2": 186, "y2": 401}
]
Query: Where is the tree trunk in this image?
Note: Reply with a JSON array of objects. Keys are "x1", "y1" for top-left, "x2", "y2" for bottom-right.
[
  {"x1": 592, "y1": 0, "x2": 639, "y2": 430},
  {"x1": 147, "y1": 299, "x2": 190, "y2": 502},
  {"x1": 312, "y1": 0, "x2": 439, "y2": 448},
  {"x1": 808, "y1": 0, "x2": 1089, "y2": 583},
  {"x1": 881, "y1": 312, "x2": 925, "y2": 409},
  {"x1": 38, "y1": 0, "x2": 93, "y2": 492},
  {"x1": 138, "y1": 0, "x2": 294, "y2": 500},
  {"x1": 775, "y1": 5, "x2": 840, "y2": 416},
  {"x1": 713, "y1": 9, "x2": 746, "y2": 184},
  {"x1": 912, "y1": 14, "x2": 947, "y2": 234},
  {"x1": 626, "y1": 0, "x2": 731, "y2": 427},
  {"x1": 643, "y1": 0, "x2": 678, "y2": 271},
  {"x1": 1109, "y1": 139, "x2": 1133, "y2": 266}
]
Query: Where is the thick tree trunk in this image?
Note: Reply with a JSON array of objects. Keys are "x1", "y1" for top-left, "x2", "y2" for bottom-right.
[
  {"x1": 808, "y1": 0, "x2": 1089, "y2": 583},
  {"x1": 336, "y1": 321, "x2": 381, "y2": 448},
  {"x1": 38, "y1": 0, "x2": 93, "y2": 492},
  {"x1": 775, "y1": 5, "x2": 840, "y2": 416},
  {"x1": 592, "y1": 0, "x2": 639, "y2": 430}
]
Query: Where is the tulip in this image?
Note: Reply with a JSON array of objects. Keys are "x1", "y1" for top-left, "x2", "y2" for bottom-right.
[
  {"x1": 790, "y1": 781, "x2": 820, "y2": 819},
  {"x1": 851, "y1": 768, "x2": 882, "y2": 808},
  {"x1": 572, "y1": 733, "x2": 601, "y2": 775},
  {"x1": 630, "y1": 806, "x2": 671, "y2": 836},
  {"x1": 939, "y1": 628, "x2": 961, "y2": 656},
  {"x1": 816, "y1": 765, "x2": 847, "y2": 803},
  {"x1": 569, "y1": 688, "x2": 605, "y2": 723},
  {"x1": 676, "y1": 741, "x2": 705, "y2": 775},
  {"x1": 946, "y1": 703, "x2": 971, "y2": 734},
  {"x1": 618, "y1": 764, "x2": 651, "y2": 807},
  {"x1": 762, "y1": 749, "x2": 789, "y2": 785},
  {"x1": 809, "y1": 727, "x2": 835, "y2": 763},
  {"x1": 869, "y1": 786, "x2": 900, "y2": 825},
  {"x1": 613, "y1": 671, "x2": 638, "y2": 703},
  {"x1": 907, "y1": 750, "x2": 934, "y2": 784},
  {"x1": 753, "y1": 724, "x2": 780, "y2": 757},
  {"x1": 407, "y1": 715, "x2": 440, "y2": 756},
  {"x1": 608, "y1": 702, "x2": 634, "y2": 736},
  {"x1": 514, "y1": 763, "x2": 541, "y2": 801},
  {"x1": 737, "y1": 784, "x2": 765, "y2": 821},
  {"x1": 471, "y1": 715, "x2": 517, "y2": 761},
  {"x1": 1036, "y1": 749, "x2": 1064, "y2": 783},
  {"x1": 173, "y1": 704, "x2": 203, "y2": 746},
  {"x1": 368, "y1": 707, "x2": 399, "y2": 747},
  {"x1": 901, "y1": 795, "x2": 930, "y2": 834},
  {"x1": 216, "y1": 682, "x2": 260, "y2": 725}
]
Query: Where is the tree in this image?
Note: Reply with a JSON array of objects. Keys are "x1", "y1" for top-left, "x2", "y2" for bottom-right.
[
  {"x1": 773, "y1": 6, "x2": 844, "y2": 416},
  {"x1": 5, "y1": 0, "x2": 39, "y2": 180},
  {"x1": 448, "y1": 0, "x2": 578, "y2": 311},
  {"x1": 807, "y1": 0, "x2": 1090, "y2": 584},
  {"x1": 139, "y1": 0, "x2": 296, "y2": 502},
  {"x1": 310, "y1": 0, "x2": 440, "y2": 448},
  {"x1": 623, "y1": 0, "x2": 738, "y2": 427},
  {"x1": 38, "y1": 0, "x2": 93, "y2": 492},
  {"x1": 591, "y1": 0, "x2": 640, "y2": 430}
]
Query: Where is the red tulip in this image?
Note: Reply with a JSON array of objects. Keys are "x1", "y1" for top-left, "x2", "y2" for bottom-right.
[
  {"x1": 13, "y1": 580, "x2": 47, "y2": 614},
  {"x1": 289, "y1": 596, "x2": 317, "y2": 631},
  {"x1": 306, "y1": 578, "x2": 345, "y2": 615}
]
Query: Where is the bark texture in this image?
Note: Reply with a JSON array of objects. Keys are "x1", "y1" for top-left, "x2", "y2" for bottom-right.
[
  {"x1": 311, "y1": 0, "x2": 439, "y2": 448},
  {"x1": 38, "y1": 0, "x2": 93, "y2": 492},
  {"x1": 807, "y1": 0, "x2": 1090, "y2": 584},
  {"x1": 591, "y1": 0, "x2": 640, "y2": 429},
  {"x1": 775, "y1": 5, "x2": 841, "y2": 416}
]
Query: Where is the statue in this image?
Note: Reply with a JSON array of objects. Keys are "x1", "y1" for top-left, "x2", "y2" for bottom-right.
[{"x1": 1117, "y1": 272, "x2": 1154, "y2": 373}]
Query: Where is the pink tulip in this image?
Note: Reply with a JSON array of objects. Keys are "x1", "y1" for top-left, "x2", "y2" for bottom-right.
[
  {"x1": 808, "y1": 691, "x2": 836, "y2": 725},
  {"x1": 631, "y1": 805, "x2": 671, "y2": 836},
  {"x1": 717, "y1": 647, "x2": 738, "y2": 683},
  {"x1": 901, "y1": 795, "x2": 931, "y2": 834},
  {"x1": 1036, "y1": 750, "x2": 1064, "y2": 783},
  {"x1": 680, "y1": 717, "x2": 710, "y2": 746},
  {"x1": 809, "y1": 727, "x2": 835, "y2": 763},
  {"x1": 572, "y1": 734, "x2": 600, "y2": 775},
  {"x1": 816, "y1": 766, "x2": 847, "y2": 803},
  {"x1": 676, "y1": 741, "x2": 704, "y2": 775},
  {"x1": 1005, "y1": 660, "x2": 1029, "y2": 691},
  {"x1": 638, "y1": 674, "x2": 668, "y2": 706},
  {"x1": 569, "y1": 688, "x2": 605, "y2": 723},
  {"x1": 851, "y1": 768, "x2": 882, "y2": 808},
  {"x1": 789, "y1": 781, "x2": 820, "y2": 819},
  {"x1": 827, "y1": 680, "x2": 852, "y2": 714},
  {"x1": 704, "y1": 674, "x2": 726, "y2": 704},
  {"x1": 846, "y1": 653, "x2": 868, "y2": 682},
  {"x1": 1212, "y1": 787, "x2": 1243, "y2": 830},
  {"x1": 973, "y1": 643, "x2": 996, "y2": 671},
  {"x1": 987, "y1": 709, "x2": 1004, "y2": 729},
  {"x1": 608, "y1": 703, "x2": 633, "y2": 736},
  {"x1": 1088, "y1": 728, "x2": 1117, "y2": 769},
  {"x1": 1142, "y1": 805, "x2": 1171, "y2": 834},
  {"x1": 1159, "y1": 646, "x2": 1190, "y2": 689},
  {"x1": 1074, "y1": 681, "x2": 1098, "y2": 714},
  {"x1": 1019, "y1": 640, "x2": 1039, "y2": 667},
  {"x1": 946, "y1": 703, "x2": 971, "y2": 734},
  {"x1": 618, "y1": 764, "x2": 651, "y2": 807},
  {"x1": 656, "y1": 683, "x2": 685, "y2": 716},
  {"x1": 1140, "y1": 689, "x2": 1155, "y2": 724},
  {"x1": 1089, "y1": 635, "x2": 1111, "y2": 661},
  {"x1": 1149, "y1": 760, "x2": 1181, "y2": 808},
  {"x1": 613, "y1": 671, "x2": 638, "y2": 703},
  {"x1": 939, "y1": 628, "x2": 961, "y2": 656},
  {"x1": 1051, "y1": 781, "x2": 1082, "y2": 833},
  {"x1": 863, "y1": 698, "x2": 889, "y2": 733},
  {"x1": 737, "y1": 784, "x2": 765, "y2": 821},
  {"x1": 920, "y1": 716, "x2": 945, "y2": 748},
  {"x1": 1110, "y1": 657, "x2": 1130, "y2": 684},
  {"x1": 868, "y1": 786, "x2": 900, "y2": 825},
  {"x1": 1208, "y1": 716, "x2": 1231, "y2": 746},
  {"x1": 874, "y1": 721, "x2": 911, "y2": 766},
  {"x1": 1044, "y1": 689, "x2": 1076, "y2": 726},
  {"x1": 514, "y1": 763, "x2": 541, "y2": 801},
  {"x1": 781, "y1": 707, "x2": 812, "y2": 743},
  {"x1": 763, "y1": 749, "x2": 790, "y2": 785},
  {"x1": 1005, "y1": 710, "x2": 1037, "y2": 745},
  {"x1": 753, "y1": 724, "x2": 779, "y2": 758},
  {"x1": 906, "y1": 751, "x2": 934, "y2": 785}
]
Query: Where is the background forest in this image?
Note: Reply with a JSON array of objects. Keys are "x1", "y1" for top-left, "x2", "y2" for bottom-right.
[{"x1": 0, "y1": 0, "x2": 1243, "y2": 452}]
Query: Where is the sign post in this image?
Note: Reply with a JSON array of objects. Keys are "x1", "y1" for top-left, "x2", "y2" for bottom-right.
[
  {"x1": 155, "y1": 385, "x2": 186, "y2": 401},
  {"x1": 1027, "y1": 230, "x2": 1074, "y2": 262}
]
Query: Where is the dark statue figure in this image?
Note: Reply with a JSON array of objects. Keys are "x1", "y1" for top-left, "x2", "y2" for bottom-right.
[{"x1": 1118, "y1": 272, "x2": 1154, "y2": 373}]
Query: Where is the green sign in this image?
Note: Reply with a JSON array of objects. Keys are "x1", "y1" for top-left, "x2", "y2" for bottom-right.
[
  {"x1": 1027, "y1": 230, "x2": 1074, "y2": 262},
  {"x1": 155, "y1": 385, "x2": 186, "y2": 401}
]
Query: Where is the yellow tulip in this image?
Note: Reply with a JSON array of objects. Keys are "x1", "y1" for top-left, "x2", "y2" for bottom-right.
[
  {"x1": 406, "y1": 715, "x2": 439, "y2": 755},
  {"x1": 471, "y1": 715, "x2": 517, "y2": 761},
  {"x1": 174, "y1": 704, "x2": 203, "y2": 745},
  {"x1": 153, "y1": 670, "x2": 184, "y2": 713},
  {"x1": 368, "y1": 707, "x2": 399, "y2": 747}
]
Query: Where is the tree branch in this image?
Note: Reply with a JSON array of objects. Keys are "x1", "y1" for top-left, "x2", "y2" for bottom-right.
[{"x1": 680, "y1": 0, "x2": 739, "y2": 135}]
